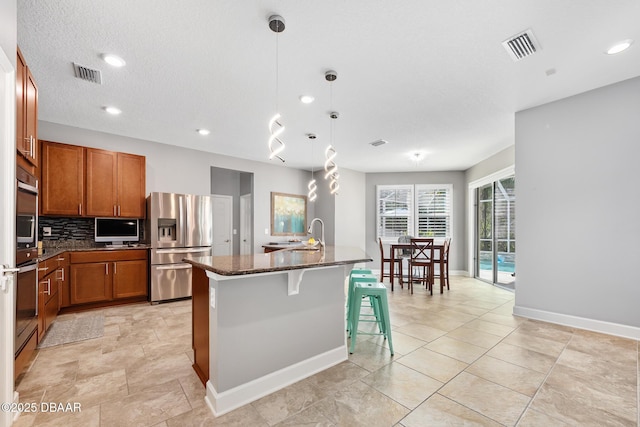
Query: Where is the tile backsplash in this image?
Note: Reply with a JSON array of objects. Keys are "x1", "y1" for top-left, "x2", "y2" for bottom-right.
[
  {"x1": 39, "y1": 217, "x2": 94, "y2": 242},
  {"x1": 39, "y1": 217, "x2": 145, "y2": 246}
]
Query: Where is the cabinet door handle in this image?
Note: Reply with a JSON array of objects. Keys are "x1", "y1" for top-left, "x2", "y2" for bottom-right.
[
  {"x1": 118, "y1": 205, "x2": 121, "y2": 216},
  {"x1": 105, "y1": 263, "x2": 108, "y2": 275},
  {"x1": 113, "y1": 205, "x2": 117, "y2": 216},
  {"x1": 43, "y1": 278, "x2": 51, "y2": 295},
  {"x1": 57, "y1": 267, "x2": 65, "y2": 282},
  {"x1": 38, "y1": 266, "x2": 49, "y2": 272},
  {"x1": 113, "y1": 263, "x2": 117, "y2": 275},
  {"x1": 31, "y1": 136, "x2": 35, "y2": 158},
  {"x1": 79, "y1": 203, "x2": 82, "y2": 215}
]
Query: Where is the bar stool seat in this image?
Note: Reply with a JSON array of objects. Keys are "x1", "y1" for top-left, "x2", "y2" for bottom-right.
[
  {"x1": 349, "y1": 282, "x2": 394, "y2": 356},
  {"x1": 347, "y1": 271, "x2": 378, "y2": 334}
]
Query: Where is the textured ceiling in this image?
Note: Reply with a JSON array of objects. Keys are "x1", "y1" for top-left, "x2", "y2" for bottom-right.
[{"x1": 16, "y1": 0, "x2": 640, "y2": 172}]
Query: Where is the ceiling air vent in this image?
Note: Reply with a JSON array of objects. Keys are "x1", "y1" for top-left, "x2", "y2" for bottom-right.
[
  {"x1": 502, "y1": 29, "x2": 540, "y2": 62},
  {"x1": 72, "y1": 62, "x2": 103, "y2": 84},
  {"x1": 370, "y1": 139, "x2": 388, "y2": 147}
]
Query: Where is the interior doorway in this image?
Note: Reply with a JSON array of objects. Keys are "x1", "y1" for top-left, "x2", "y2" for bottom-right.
[
  {"x1": 210, "y1": 167, "x2": 254, "y2": 255},
  {"x1": 212, "y1": 195, "x2": 233, "y2": 256},
  {"x1": 240, "y1": 194, "x2": 252, "y2": 255}
]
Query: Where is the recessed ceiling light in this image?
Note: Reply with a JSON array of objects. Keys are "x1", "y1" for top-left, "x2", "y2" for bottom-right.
[
  {"x1": 197, "y1": 129, "x2": 210, "y2": 136},
  {"x1": 101, "y1": 53, "x2": 126, "y2": 67},
  {"x1": 299, "y1": 95, "x2": 315, "y2": 104},
  {"x1": 103, "y1": 106, "x2": 122, "y2": 115},
  {"x1": 606, "y1": 39, "x2": 633, "y2": 55}
]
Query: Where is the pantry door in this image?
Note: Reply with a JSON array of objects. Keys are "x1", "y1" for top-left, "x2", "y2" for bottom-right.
[{"x1": 0, "y1": 45, "x2": 17, "y2": 427}]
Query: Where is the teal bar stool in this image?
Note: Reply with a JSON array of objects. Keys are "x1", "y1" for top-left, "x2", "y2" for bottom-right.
[
  {"x1": 347, "y1": 269, "x2": 373, "y2": 316},
  {"x1": 349, "y1": 282, "x2": 394, "y2": 356},
  {"x1": 347, "y1": 272, "x2": 378, "y2": 334}
]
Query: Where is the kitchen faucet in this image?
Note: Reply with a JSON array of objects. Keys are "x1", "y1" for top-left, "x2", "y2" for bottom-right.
[{"x1": 307, "y1": 218, "x2": 325, "y2": 247}]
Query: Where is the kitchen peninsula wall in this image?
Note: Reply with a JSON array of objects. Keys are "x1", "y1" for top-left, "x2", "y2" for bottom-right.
[{"x1": 38, "y1": 121, "x2": 367, "y2": 253}]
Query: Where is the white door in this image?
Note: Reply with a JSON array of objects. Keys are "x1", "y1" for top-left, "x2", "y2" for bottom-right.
[
  {"x1": 0, "y1": 46, "x2": 18, "y2": 427},
  {"x1": 212, "y1": 195, "x2": 232, "y2": 256},
  {"x1": 240, "y1": 194, "x2": 252, "y2": 255}
]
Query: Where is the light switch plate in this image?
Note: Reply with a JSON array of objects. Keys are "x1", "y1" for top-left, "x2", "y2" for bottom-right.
[{"x1": 43, "y1": 227, "x2": 52, "y2": 236}]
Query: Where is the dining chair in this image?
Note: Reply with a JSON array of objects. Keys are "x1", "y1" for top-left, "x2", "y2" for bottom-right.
[
  {"x1": 378, "y1": 238, "x2": 402, "y2": 284},
  {"x1": 409, "y1": 238, "x2": 434, "y2": 295},
  {"x1": 396, "y1": 235, "x2": 413, "y2": 287},
  {"x1": 434, "y1": 238, "x2": 451, "y2": 290}
]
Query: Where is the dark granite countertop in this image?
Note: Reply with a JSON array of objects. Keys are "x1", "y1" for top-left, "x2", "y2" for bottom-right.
[
  {"x1": 38, "y1": 244, "x2": 150, "y2": 262},
  {"x1": 185, "y1": 246, "x2": 371, "y2": 276}
]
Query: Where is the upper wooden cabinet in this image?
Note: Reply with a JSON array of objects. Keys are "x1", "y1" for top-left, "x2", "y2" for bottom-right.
[
  {"x1": 16, "y1": 48, "x2": 39, "y2": 170},
  {"x1": 41, "y1": 141, "x2": 85, "y2": 216},
  {"x1": 40, "y1": 141, "x2": 146, "y2": 218},
  {"x1": 86, "y1": 148, "x2": 146, "y2": 218}
]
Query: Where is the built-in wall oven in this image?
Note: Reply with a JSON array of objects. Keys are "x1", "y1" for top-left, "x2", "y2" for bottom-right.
[{"x1": 15, "y1": 166, "x2": 38, "y2": 356}]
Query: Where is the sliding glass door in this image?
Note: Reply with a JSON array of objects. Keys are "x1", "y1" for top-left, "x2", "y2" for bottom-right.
[{"x1": 475, "y1": 176, "x2": 516, "y2": 289}]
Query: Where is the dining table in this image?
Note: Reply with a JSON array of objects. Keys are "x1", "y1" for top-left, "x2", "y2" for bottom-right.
[{"x1": 389, "y1": 243, "x2": 446, "y2": 294}]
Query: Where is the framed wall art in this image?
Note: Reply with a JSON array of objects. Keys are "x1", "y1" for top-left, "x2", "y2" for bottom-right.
[{"x1": 270, "y1": 192, "x2": 307, "y2": 236}]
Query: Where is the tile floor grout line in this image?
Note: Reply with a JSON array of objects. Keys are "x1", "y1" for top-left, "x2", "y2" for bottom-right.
[{"x1": 511, "y1": 329, "x2": 575, "y2": 426}]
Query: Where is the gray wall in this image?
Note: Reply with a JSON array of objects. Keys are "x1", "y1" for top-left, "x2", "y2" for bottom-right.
[
  {"x1": 335, "y1": 168, "x2": 366, "y2": 250},
  {"x1": 0, "y1": 0, "x2": 16, "y2": 69},
  {"x1": 365, "y1": 171, "x2": 466, "y2": 272},
  {"x1": 39, "y1": 121, "x2": 345, "y2": 253},
  {"x1": 515, "y1": 76, "x2": 640, "y2": 334},
  {"x1": 465, "y1": 145, "x2": 515, "y2": 184}
]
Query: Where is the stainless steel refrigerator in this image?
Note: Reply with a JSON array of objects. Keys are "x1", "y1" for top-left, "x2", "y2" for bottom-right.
[{"x1": 146, "y1": 192, "x2": 213, "y2": 303}]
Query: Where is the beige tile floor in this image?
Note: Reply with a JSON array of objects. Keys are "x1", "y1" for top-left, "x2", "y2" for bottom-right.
[{"x1": 12, "y1": 276, "x2": 639, "y2": 426}]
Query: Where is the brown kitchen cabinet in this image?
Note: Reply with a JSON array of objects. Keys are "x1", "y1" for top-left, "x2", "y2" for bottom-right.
[
  {"x1": 56, "y1": 253, "x2": 71, "y2": 308},
  {"x1": 86, "y1": 148, "x2": 146, "y2": 218},
  {"x1": 40, "y1": 141, "x2": 85, "y2": 216},
  {"x1": 16, "y1": 47, "x2": 39, "y2": 173},
  {"x1": 69, "y1": 249, "x2": 148, "y2": 306},
  {"x1": 37, "y1": 257, "x2": 61, "y2": 342}
]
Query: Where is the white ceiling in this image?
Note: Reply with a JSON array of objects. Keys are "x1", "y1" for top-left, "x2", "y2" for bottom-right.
[{"x1": 17, "y1": 0, "x2": 640, "y2": 173}]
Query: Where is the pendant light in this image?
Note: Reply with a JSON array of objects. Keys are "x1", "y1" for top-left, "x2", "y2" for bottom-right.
[
  {"x1": 324, "y1": 70, "x2": 339, "y2": 195},
  {"x1": 307, "y1": 134, "x2": 318, "y2": 202},
  {"x1": 267, "y1": 15, "x2": 286, "y2": 162}
]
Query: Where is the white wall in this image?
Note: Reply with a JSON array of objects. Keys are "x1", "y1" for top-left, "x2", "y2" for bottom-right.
[
  {"x1": 0, "y1": 0, "x2": 16, "y2": 69},
  {"x1": 514, "y1": 76, "x2": 640, "y2": 338},
  {"x1": 0, "y1": 2, "x2": 17, "y2": 425},
  {"x1": 365, "y1": 170, "x2": 466, "y2": 272}
]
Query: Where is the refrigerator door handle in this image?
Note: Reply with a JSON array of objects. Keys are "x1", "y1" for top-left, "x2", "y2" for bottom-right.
[
  {"x1": 156, "y1": 248, "x2": 210, "y2": 254},
  {"x1": 155, "y1": 263, "x2": 192, "y2": 271},
  {"x1": 178, "y1": 195, "x2": 185, "y2": 246}
]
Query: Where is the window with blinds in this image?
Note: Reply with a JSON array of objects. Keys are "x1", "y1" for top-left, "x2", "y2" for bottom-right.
[
  {"x1": 377, "y1": 184, "x2": 452, "y2": 241},
  {"x1": 416, "y1": 184, "x2": 452, "y2": 238},
  {"x1": 377, "y1": 185, "x2": 413, "y2": 239}
]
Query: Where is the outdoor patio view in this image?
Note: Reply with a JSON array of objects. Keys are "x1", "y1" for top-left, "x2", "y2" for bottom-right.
[{"x1": 477, "y1": 177, "x2": 515, "y2": 289}]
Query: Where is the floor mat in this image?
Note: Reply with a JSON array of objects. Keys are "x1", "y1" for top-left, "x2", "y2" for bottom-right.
[{"x1": 37, "y1": 315, "x2": 105, "y2": 348}]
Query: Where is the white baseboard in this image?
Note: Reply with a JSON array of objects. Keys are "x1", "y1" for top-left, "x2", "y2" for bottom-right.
[
  {"x1": 205, "y1": 345, "x2": 347, "y2": 417},
  {"x1": 513, "y1": 305, "x2": 640, "y2": 340}
]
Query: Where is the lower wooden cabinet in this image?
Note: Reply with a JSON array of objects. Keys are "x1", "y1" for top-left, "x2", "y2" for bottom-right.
[
  {"x1": 70, "y1": 262, "x2": 112, "y2": 304},
  {"x1": 38, "y1": 258, "x2": 61, "y2": 342},
  {"x1": 69, "y1": 249, "x2": 148, "y2": 306}
]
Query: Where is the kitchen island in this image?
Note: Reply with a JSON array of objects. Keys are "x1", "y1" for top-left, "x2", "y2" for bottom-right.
[{"x1": 185, "y1": 246, "x2": 371, "y2": 416}]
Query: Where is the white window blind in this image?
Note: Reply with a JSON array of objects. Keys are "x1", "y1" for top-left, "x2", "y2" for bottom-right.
[
  {"x1": 376, "y1": 184, "x2": 452, "y2": 241},
  {"x1": 377, "y1": 185, "x2": 413, "y2": 239},
  {"x1": 416, "y1": 184, "x2": 452, "y2": 238}
]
